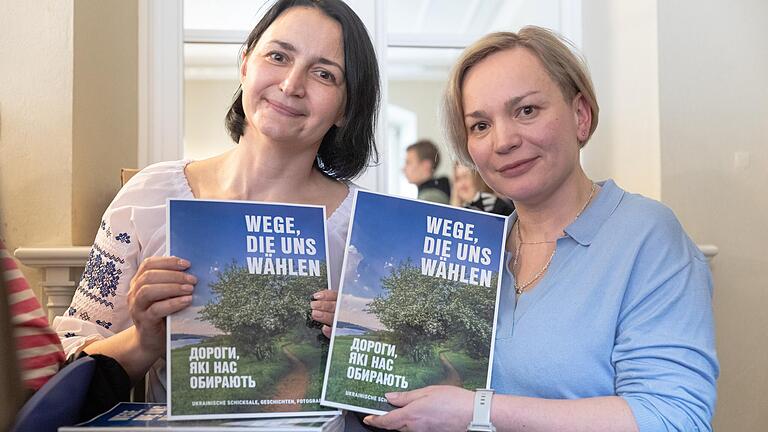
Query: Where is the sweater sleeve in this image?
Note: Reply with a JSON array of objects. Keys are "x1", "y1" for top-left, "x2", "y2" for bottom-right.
[
  {"x1": 2, "y1": 243, "x2": 65, "y2": 390},
  {"x1": 613, "y1": 209, "x2": 718, "y2": 431}
]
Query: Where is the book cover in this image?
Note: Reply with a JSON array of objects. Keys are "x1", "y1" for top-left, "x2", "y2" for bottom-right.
[
  {"x1": 320, "y1": 191, "x2": 508, "y2": 415},
  {"x1": 60, "y1": 403, "x2": 344, "y2": 431},
  {"x1": 166, "y1": 199, "x2": 340, "y2": 420}
]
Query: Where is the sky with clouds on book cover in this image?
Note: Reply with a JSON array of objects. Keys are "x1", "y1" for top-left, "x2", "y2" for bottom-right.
[
  {"x1": 320, "y1": 190, "x2": 508, "y2": 415},
  {"x1": 166, "y1": 199, "x2": 339, "y2": 420}
]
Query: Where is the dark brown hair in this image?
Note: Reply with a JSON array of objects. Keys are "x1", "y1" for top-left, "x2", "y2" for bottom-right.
[{"x1": 225, "y1": 0, "x2": 380, "y2": 180}]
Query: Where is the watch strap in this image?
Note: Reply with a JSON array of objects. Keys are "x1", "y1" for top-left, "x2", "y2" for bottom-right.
[{"x1": 467, "y1": 388, "x2": 495, "y2": 432}]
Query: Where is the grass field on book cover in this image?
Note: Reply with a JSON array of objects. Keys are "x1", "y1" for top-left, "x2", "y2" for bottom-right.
[
  {"x1": 166, "y1": 199, "x2": 337, "y2": 419},
  {"x1": 321, "y1": 191, "x2": 507, "y2": 414}
]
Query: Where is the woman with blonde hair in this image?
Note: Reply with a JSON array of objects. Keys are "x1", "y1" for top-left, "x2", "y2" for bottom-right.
[{"x1": 365, "y1": 26, "x2": 717, "y2": 432}]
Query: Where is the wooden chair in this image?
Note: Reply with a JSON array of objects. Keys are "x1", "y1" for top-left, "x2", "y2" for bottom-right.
[{"x1": 120, "y1": 168, "x2": 141, "y2": 186}]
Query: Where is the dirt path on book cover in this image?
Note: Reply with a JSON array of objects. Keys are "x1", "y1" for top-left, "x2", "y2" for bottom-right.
[
  {"x1": 438, "y1": 352, "x2": 463, "y2": 386},
  {"x1": 264, "y1": 345, "x2": 310, "y2": 412}
]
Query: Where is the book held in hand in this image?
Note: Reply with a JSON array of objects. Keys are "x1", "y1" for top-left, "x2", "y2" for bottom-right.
[
  {"x1": 320, "y1": 190, "x2": 508, "y2": 415},
  {"x1": 166, "y1": 199, "x2": 339, "y2": 420},
  {"x1": 59, "y1": 402, "x2": 344, "y2": 431}
]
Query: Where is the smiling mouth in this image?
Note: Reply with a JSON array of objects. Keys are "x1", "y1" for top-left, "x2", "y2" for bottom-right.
[{"x1": 265, "y1": 99, "x2": 304, "y2": 117}]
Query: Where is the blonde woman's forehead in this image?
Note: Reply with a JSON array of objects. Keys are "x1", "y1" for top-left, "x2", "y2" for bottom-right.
[{"x1": 462, "y1": 49, "x2": 557, "y2": 110}]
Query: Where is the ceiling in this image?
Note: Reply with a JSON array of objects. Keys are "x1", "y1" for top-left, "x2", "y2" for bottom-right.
[{"x1": 183, "y1": 0, "x2": 567, "y2": 81}]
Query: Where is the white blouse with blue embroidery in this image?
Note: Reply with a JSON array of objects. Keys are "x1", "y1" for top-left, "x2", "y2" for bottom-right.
[{"x1": 52, "y1": 159, "x2": 355, "y2": 401}]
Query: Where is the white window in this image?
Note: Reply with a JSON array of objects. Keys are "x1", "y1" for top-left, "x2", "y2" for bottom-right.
[{"x1": 139, "y1": 0, "x2": 580, "y2": 193}]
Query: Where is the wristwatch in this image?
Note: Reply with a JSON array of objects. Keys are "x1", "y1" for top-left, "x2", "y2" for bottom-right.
[{"x1": 467, "y1": 388, "x2": 496, "y2": 432}]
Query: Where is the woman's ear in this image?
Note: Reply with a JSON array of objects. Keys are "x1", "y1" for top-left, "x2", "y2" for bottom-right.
[
  {"x1": 573, "y1": 93, "x2": 592, "y2": 143},
  {"x1": 239, "y1": 51, "x2": 249, "y2": 85}
]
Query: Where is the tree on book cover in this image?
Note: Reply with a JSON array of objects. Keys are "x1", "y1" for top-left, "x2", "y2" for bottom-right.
[
  {"x1": 321, "y1": 191, "x2": 507, "y2": 414},
  {"x1": 167, "y1": 199, "x2": 336, "y2": 419}
]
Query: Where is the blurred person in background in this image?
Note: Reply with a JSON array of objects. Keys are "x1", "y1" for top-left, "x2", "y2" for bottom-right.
[
  {"x1": 451, "y1": 161, "x2": 514, "y2": 215},
  {"x1": 403, "y1": 139, "x2": 451, "y2": 204}
]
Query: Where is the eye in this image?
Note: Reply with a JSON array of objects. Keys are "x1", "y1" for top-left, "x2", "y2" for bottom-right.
[
  {"x1": 315, "y1": 69, "x2": 337, "y2": 83},
  {"x1": 518, "y1": 105, "x2": 537, "y2": 118},
  {"x1": 469, "y1": 122, "x2": 490, "y2": 133},
  {"x1": 267, "y1": 51, "x2": 287, "y2": 63}
]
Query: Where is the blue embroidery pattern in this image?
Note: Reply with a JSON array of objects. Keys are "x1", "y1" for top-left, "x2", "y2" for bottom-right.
[
  {"x1": 67, "y1": 307, "x2": 77, "y2": 316},
  {"x1": 83, "y1": 251, "x2": 123, "y2": 298},
  {"x1": 100, "y1": 220, "x2": 106, "y2": 230},
  {"x1": 92, "y1": 243, "x2": 125, "y2": 264},
  {"x1": 95, "y1": 320, "x2": 113, "y2": 330},
  {"x1": 115, "y1": 232, "x2": 131, "y2": 244},
  {"x1": 77, "y1": 243, "x2": 123, "y2": 310},
  {"x1": 75, "y1": 287, "x2": 115, "y2": 309},
  {"x1": 80, "y1": 312, "x2": 90, "y2": 321},
  {"x1": 64, "y1": 332, "x2": 76, "y2": 338}
]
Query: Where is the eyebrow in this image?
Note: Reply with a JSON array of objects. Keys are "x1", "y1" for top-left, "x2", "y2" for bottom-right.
[
  {"x1": 464, "y1": 90, "x2": 540, "y2": 120},
  {"x1": 268, "y1": 39, "x2": 345, "y2": 73},
  {"x1": 504, "y1": 91, "x2": 539, "y2": 115}
]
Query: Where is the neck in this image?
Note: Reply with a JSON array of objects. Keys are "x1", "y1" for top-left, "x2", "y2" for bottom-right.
[
  {"x1": 216, "y1": 130, "x2": 324, "y2": 202},
  {"x1": 513, "y1": 171, "x2": 594, "y2": 244}
]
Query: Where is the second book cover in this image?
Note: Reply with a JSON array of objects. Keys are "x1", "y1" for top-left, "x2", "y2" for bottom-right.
[{"x1": 321, "y1": 190, "x2": 509, "y2": 415}]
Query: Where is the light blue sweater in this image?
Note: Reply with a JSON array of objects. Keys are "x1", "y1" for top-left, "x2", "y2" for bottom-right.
[{"x1": 491, "y1": 180, "x2": 718, "y2": 431}]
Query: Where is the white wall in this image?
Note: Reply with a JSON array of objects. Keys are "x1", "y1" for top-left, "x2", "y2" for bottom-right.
[
  {"x1": 0, "y1": 0, "x2": 139, "y2": 299},
  {"x1": 657, "y1": 1, "x2": 768, "y2": 429},
  {"x1": 72, "y1": 0, "x2": 138, "y2": 244},
  {"x1": 0, "y1": 1, "x2": 75, "y2": 294},
  {"x1": 581, "y1": 0, "x2": 661, "y2": 200}
]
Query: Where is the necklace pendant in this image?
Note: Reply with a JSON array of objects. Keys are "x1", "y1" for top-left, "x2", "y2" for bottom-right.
[{"x1": 515, "y1": 287, "x2": 523, "y2": 295}]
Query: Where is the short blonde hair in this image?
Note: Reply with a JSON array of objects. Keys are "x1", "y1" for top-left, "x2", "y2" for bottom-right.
[{"x1": 442, "y1": 26, "x2": 599, "y2": 167}]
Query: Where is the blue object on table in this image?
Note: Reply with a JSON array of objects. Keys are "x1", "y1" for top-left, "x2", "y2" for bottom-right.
[{"x1": 12, "y1": 355, "x2": 96, "y2": 432}]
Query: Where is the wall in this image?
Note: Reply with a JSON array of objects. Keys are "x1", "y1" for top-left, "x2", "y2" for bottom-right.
[
  {"x1": 0, "y1": 1, "x2": 75, "y2": 294},
  {"x1": 0, "y1": 0, "x2": 138, "y2": 299},
  {"x1": 388, "y1": 80, "x2": 452, "y2": 180},
  {"x1": 73, "y1": 0, "x2": 139, "y2": 245},
  {"x1": 657, "y1": 0, "x2": 768, "y2": 429},
  {"x1": 580, "y1": 0, "x2": 661, "y2": 200}
]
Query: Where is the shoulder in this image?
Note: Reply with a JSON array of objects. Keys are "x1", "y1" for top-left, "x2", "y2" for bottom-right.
[
  {"x1": 603, "y1": 184, "x2": 706, "y2": 265},
  {"x1": 112, "y1": 159, "x2": 194, "y2": 209},
  {"x1": 328, "y1": 181, "x2": 357, "y2": 230},
  {"x1": 615, "y1": 191, "x2": 681, "y2": 234}
]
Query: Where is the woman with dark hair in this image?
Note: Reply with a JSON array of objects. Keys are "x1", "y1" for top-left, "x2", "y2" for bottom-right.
[{"x1": 53, "y1": 0, "x2": 379, "y2": 402}]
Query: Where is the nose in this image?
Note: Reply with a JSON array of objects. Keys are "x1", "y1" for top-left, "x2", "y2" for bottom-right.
[
  {"x1": 279, "y1": 66, "x2": 306, "y2": 97},
  {"x1": 493, "y1": 120, "x2": 522, "y2": 154}
]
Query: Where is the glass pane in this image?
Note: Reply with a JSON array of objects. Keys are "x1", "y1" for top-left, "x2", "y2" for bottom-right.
[
  {"x1": 184, "y1": 0, "x2": 269, "y2": 31},
  {"x1": 184, "y1": 42, "x2": 240, "y2": 160},
  {"x1": 385, "y1": 0, "x2": 566, "y2": 197}
]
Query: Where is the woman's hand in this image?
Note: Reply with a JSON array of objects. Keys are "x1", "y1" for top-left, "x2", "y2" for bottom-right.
[
  {"x1": 310, "y1": 289, "x2": 337, "y2": 338},
  {"x1": 363, "y1": 385, "x2": 474, "y2": 432},
  {"x1": 128, "y1": 256, "x2": 196, "y2": 357}
]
